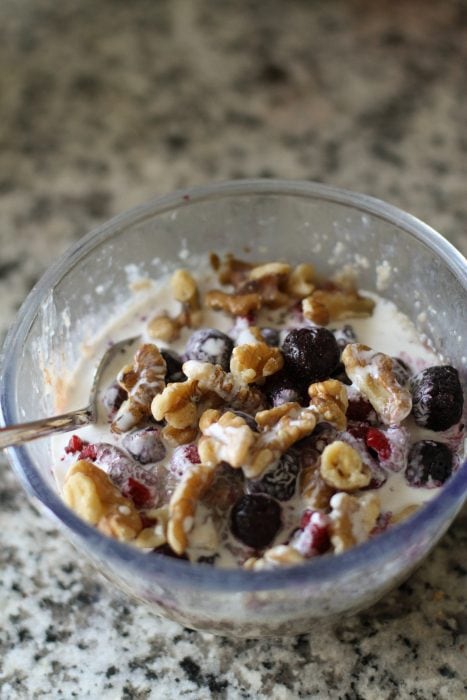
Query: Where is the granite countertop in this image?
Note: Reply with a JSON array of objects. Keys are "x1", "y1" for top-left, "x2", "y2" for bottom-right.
[{"x1": 0, "y1": 1, "x2": 466, "y2": 698}]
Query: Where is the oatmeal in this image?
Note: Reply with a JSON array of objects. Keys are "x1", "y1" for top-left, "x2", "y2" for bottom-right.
[{"x1": 52, "y1": 255, "x2": 465, "y2": 569}]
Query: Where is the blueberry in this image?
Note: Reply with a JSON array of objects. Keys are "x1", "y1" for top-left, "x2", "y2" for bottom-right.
[
  {"x1": 122, "y1": 427, "x2": 166, "y2": 464},
  {"x1": 281, "y1": 327, "x2": 340, "y2": 384},
  {"x1": 101, "y1": 381, "x2": 127, "y2": 418},
  {"x1": 264, "y1": 369, "x2": 308, "y2": 407},
  {"x1": 406, "y1": 440, "x2": 453, "y2": 487},
  {"x1": 332, "y1": 324, "x2": 357, "y2": 352},
  {"x1": 411, "y1": 365, "x2": 463, "y2": 431},
  {"x1": 247, "y1": 450, "x2": 300, "y2": 501},
  {"x1": 230, "y1": 494, "x2": 282, "y2": 550},
  {"x1": 161, "y1": 349, "x2": 185, "y2": 383},
  {"x1": 185, "y1": 328, "x2": 234, "y2": 370},
  {"x1": 260, "y1": 327, "x2": 280, "y2": 347}
]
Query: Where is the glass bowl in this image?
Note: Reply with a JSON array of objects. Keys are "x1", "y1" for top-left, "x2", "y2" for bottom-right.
[{"x1": 1, "y1": 179, "x2": 466, "y2": 638}]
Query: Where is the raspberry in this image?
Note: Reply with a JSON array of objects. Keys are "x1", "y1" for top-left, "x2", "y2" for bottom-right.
[
  {"x1": 169, "y1": 443, "x2": 201, "y2": 479},
  {"x1": 230, "y1": 494, "x2": 282, "y2": 550},
  {"x1": 406, "y1": 440, "x2": 453, "y2": 487},
  {"x1": 281, "y1": 327, "x2": 340, "y2": 384},
  {"x1": 161, "y1": 349, "x2": 185, "y2": 383},
  {"x1": 411, "y1": 365, "x2": 463, "y2": 431},
  {"x1": 79, "y1": 443, "x2": 97, "y2": 461},
  {"x1": 123, "y1": 478, "x2": 152, "y2": 508},
  {"x1": 64, "y1": 435, "x2": 85, "y2": 454},
  {"x1": 246, "y1": 450, "x2": 300, "y2": 501},
  {"x1": 122, "y1": 427, "x2": 166, "y2": 465},
  {"x1": 366, "y1": 428, "x2": 391, "y2": 461},
  {"x1": 292, "y1": 510, "x2": 331, "y2": 556},
  {"x1": 264, "y1": 369, "x2": 308, "y2": 407},
  {"x1": 185, "y1": 328, "x2": 234, "y2": 371},
  {"x1": 93, "y1": 442, "x2": 160, "y2": 506}
]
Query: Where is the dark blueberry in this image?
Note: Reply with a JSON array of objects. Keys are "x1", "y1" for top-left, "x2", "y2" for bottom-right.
[
  {"x1": 230, "y1": 494, "x2": 282, "y2": 550},
  {"x1": 281, "y1": 327, "x2": 340, "y2": 384},
  {"x1": 260, "y1": 327, "x2": 280, "y2": 347},
  {"x1": 406, "y1": 440, "x2": 453, "y2": 487},
  {"x1": 152, "y1": 544, "x2": 188, "y2": 560},
  {"x1": 93, "y1": 443, "x2": 160, "y2": 506},
  {"x1": 101, "y1": 381, "x2": 127, "y2": 418},
  {"x1": 411, "y1": 366, "x2": 463, "y2": 431},
  {"x1": 247, "y1": 450, "x2": 300, "y2": 501},
  {"x1": 264, "y1": 369, "x2": 308, "y2": 407},
  {"x1": 392, "y1": 357, "x2": 411, "y2": 386},
  {"x1": 161, "y1": 348, "x2": 185, "y2": 383},
  {"x1": 122, "y1": 427, "x2": 166, "y2": 464},
  {"x1": 185, "y1": 328, "x2": 234, "y2": 370},
  {"x1": 331, "y1": 364, "x2": 351, "y2": 385},
  {"x1": 332, "y1": 324, "x2": 358, "y2": 352},
  {"x1": 346, "y1": 396, "x2": 374, "y2": 422}
]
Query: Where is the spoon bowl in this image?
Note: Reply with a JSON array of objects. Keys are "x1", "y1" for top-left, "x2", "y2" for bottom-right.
[{"x1": 0, "y1": 336, "x2": 139, "y2": 449}]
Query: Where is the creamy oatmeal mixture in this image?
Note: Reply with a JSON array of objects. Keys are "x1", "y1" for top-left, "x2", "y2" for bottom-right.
[{"x1": 53, "y1": 255, "x2": 465, "y2": 570}]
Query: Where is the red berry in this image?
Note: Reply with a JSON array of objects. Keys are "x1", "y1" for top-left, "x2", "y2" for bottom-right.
[
  {"x1": 79, "y1": 443, "x2": 97, "y2": 461},
  {"x1": 366, "y1": 428, "x2": 391, "y2": 460},
  {"x1": 123, "y1": 478, "x2": 152, "y2": 508},
  {"x1": 64, "y1": 435, "x2": 85, "y2": 454},
  {"x1": 293, "y1": 510, "x2": 331, "y2": 556}
]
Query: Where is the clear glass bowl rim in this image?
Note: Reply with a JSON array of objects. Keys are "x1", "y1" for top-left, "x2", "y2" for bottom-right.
[{"x1": 1, "y1": 178, "x2": 466, "y2": 592}]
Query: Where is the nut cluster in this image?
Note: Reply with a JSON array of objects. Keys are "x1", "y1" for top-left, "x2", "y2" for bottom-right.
[
  {"x1": 148, "y1": 269, "x2": 202, "y2": 342},
  {"x1": 342, "y1": 343, "x2": 412, "y2": 425},
  {"x1": 112, "y1": 344, "x2": 167, "y2": 433}
]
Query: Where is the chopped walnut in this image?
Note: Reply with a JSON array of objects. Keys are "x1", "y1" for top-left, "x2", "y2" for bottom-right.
[
  {"x1": 248, "y1": 262, "x2": 291, "y2": 281},
  {"x1": 230, "y1": 341, "x2": 284, "y2": 384},
  {"x1": 147, "y1": 314, "x2": 181, "y2": 343},
  {"x1": 63, "y1": 460, "x2": 142, "y2": 541},
  {"x1": 182, "y1": 360, "x2": 267, "y2": 414},
  {"x1": 167, "y1": 463, "x2": 217, "y2": 554},
  {"x1": 215, "y1": 254, "x2": 253, "y2": 287},
  {"x1": 200, "y1": 402, "x2": 317, "y2": 479},
  {"x1": 134, "y1": 506, "x2": 169, "y2": 549},
  {"x1": 286, "y1": 263, "x2": 316, "y2": 299},
  {"x1": 302, "y1": 289, "x2": 375, "y2": 326},
  {"x1": 244, "y1": 545, "x2": 305, "y2": 570},
  {"x1": 329, "y1": 492, "x2": 380, "y2": 554},
  {"x1": 148, "y1": 269, "x2": 202, "y2": 339},
  {"x1": 204, "y1": 289, "x2": 262, "y2": 316},
  {"x1": 151, "y1": 379, "x2": 199, "y2": 438},
  {"x1": 112, "y1": 344, "x2": 166, "y2": 433},
  {"x1": 389, "y1": 504, "x2": 419, "y2": 525},
  {"x1": 198, "y1": 410, "x2": 256, "y2": 468},
  {"x1": 300, "y1": 460, "x2": 335, "y2": 510},
  {"x1": 308, "y1": 379, "x2": 348, "y2": 431},
  {"x1": 342, "y1": 343, "x2": 412, "y2": 425},
  {"x1": 320, "y1": 441, "x2": 371, "y2": 491}
]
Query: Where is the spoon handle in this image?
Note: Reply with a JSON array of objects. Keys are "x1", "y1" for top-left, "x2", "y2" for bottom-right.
[{"x1": 0, "y1": 407, "x2": 92, "y2": 449}]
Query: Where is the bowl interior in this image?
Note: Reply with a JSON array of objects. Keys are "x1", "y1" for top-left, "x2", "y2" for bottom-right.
[{"x1": 1, "y1": 180, "x2": 466, "y2": 604}]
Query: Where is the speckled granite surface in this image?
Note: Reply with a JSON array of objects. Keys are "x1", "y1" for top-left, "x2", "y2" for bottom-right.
[{"x1": 0, "y1": 1, "x2": 466, "y2": 698}]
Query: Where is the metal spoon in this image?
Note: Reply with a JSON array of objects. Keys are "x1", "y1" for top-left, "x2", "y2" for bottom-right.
[{"x1": 0, "y1": 336, "x2": 139, "y2": 449}]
